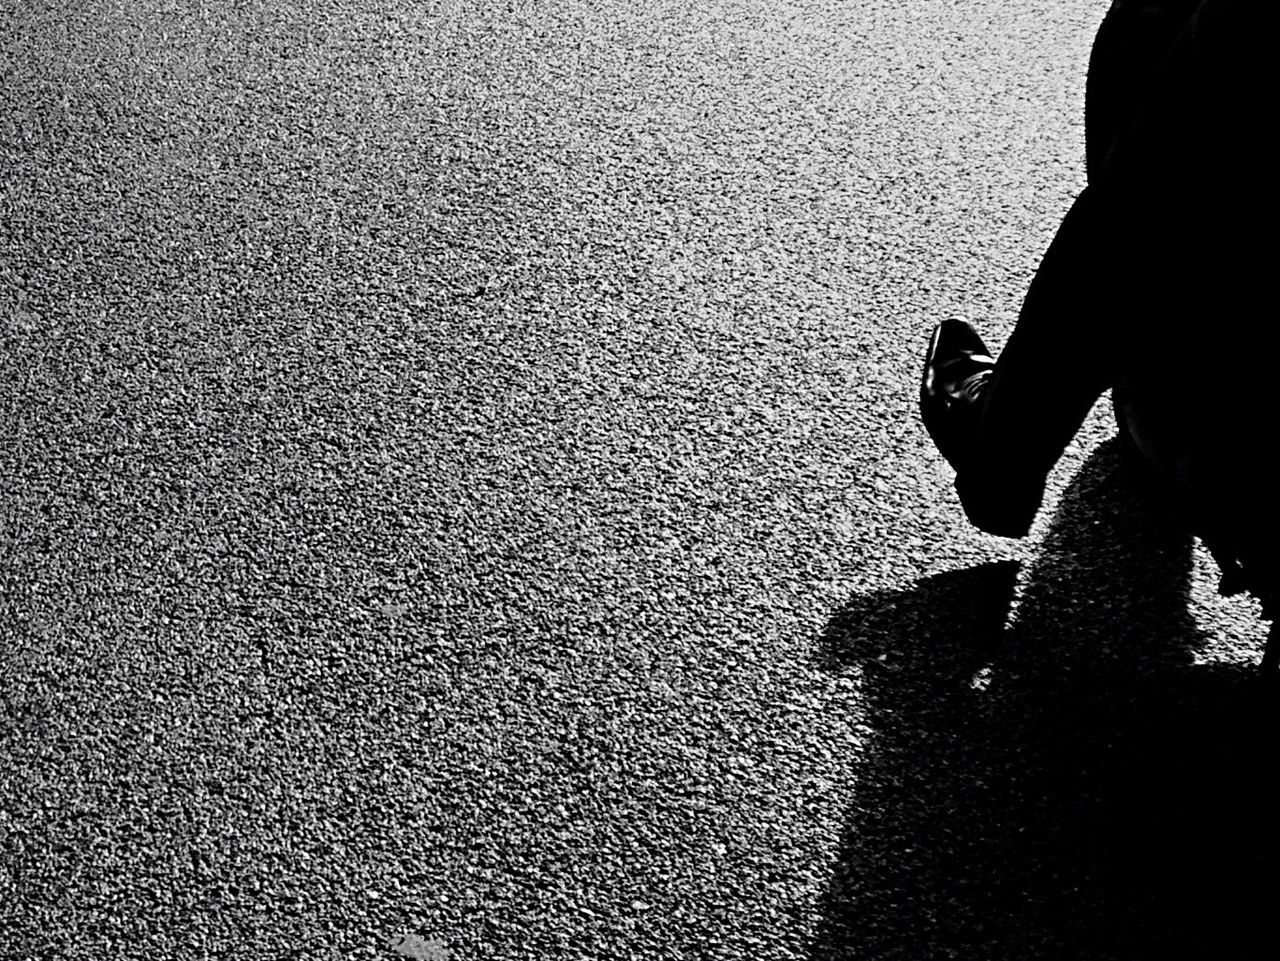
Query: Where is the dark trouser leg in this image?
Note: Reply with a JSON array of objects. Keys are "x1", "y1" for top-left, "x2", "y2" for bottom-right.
[
  {"x1": 952, "y1": 184, "x2": 1126, "y2": 537},
  {"x1": 953, "y1": 0, "x2": 1227, "y2": 538},
  {"x1": 1085, "y1": 0, "x2": 1200, "y2": 181},
  {"x1": 948, "y1": 0, "x2": 1273, "y2": 543}
]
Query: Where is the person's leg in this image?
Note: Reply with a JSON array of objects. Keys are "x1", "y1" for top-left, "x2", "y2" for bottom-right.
[
  {"x1": 924, "y1": 0, "x2": 1198, "y2": 537},
  {"x1": 930, "y1": 0, "x2": 1257, "y2": 538},
  {"x1": 926, "y1": 0, "x2": 1280, "y2": 670},
  {"x1": 945, "y1": 182, "x2": 1129, "y2": 537},
  {"x1": 1085, "y1": 0, "x2": 1200, "y2": 181}
]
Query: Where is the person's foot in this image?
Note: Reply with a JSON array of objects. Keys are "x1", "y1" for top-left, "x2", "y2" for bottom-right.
[{"x1": 920, "y1": 318, "x2": 996, "y2": 470}]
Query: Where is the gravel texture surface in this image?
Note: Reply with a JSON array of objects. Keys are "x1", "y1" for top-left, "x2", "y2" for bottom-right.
[{"x1": 2, "y1": 1, "x2": 1274, "y2": 959}]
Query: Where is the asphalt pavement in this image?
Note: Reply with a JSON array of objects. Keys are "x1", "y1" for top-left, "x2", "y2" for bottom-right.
[{"x1": 2, "y1": 1, "x2": 1274, "y2": 959}]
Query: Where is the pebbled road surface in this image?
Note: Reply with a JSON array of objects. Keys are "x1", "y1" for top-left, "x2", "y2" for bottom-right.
[{"x1": 2, "y1": 1, "x2": 1274, "y2": 958}]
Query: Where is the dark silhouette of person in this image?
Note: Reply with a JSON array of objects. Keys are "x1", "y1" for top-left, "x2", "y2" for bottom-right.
[{"x1": 920, "y1": 0, "x2": 1277, "y2": 644}]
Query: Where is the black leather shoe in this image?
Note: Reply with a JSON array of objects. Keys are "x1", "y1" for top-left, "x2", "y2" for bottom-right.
[{"x1": 920, "y1": 318, "x2": 996, "y2": 470}]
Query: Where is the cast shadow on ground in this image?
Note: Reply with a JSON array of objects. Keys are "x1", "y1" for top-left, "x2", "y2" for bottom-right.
[{"x1": 810, "y1": 440, "x2": 1278, "y2": 961}]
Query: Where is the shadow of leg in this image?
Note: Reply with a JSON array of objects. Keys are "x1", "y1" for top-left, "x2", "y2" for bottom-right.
[
  {"x1": 811, "y1": 440, "x2": 1278, "y2": 960},
  {"x1": 812, "y1": 561, "x2": 1021, "y2": 961}
]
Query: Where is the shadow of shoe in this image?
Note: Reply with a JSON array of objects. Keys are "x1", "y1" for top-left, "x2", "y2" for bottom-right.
[{"x1": 810, "y1": 439, "x2": 1279, "y2": 961}]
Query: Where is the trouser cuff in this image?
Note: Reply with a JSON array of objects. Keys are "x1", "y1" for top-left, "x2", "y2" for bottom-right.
[{"x1": 954, "y1": 467, "x2": 1046, "y2": 538}]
